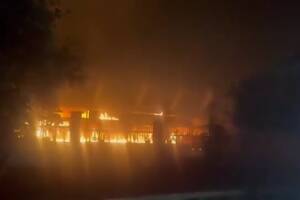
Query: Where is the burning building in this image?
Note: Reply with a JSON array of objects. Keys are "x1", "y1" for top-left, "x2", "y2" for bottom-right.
[{"x1": 33, "y1": 108, "x2": 208, "y2": 145}]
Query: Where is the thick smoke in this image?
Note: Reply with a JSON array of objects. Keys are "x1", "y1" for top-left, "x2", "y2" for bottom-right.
[{"x1": 55, "y1": 1, "x2": 300, "y2": 120}]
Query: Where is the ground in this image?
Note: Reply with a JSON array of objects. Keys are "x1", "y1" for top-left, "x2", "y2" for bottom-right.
[{"x1": 0, "y1": 141, "x2": 299, "y2": 199}]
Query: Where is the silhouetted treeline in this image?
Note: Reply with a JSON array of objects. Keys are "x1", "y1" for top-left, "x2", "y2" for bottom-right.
[
  {"x1": 234, "y1": 59, "x2": 300, "y2": 158},
  {"x1": 0, "y1": 0, "x2": 81, "y2": 142},
  {"x1": 230, "y1": 57, "x2": 300, "y2": 188}
]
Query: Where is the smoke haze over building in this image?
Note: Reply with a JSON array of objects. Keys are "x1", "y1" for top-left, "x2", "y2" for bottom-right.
[{"x1": 53, "y1": 1, "x2": 300, "y2": 119}]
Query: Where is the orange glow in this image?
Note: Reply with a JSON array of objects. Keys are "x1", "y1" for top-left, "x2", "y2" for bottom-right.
[
  {"x1": 127, "y1": 133, "x2": 153, "y2": 143},
  {"x1": 55, "y1": 137, "x2": 70, "y2": 143},
  {"x1": 36, "y1": 121, "x2": 50, "y2": 138},
  {"x1": 81, "y1": 111, "x2": 89, "y2": 119},
  {"x1": 99, "y1": 112, "x2": 119, "y2": 121},
  {"x1": 80, "y1": 135, "x2": 88, "y2": 143},
  {"x1": 104, "y1": 138, "x2": 127, "y2": 144},
  {"x1": 90, "y1": 130, "x2": 99, "y2": 143},
  {"x1": 35, "y1": 120, "x2": 70, "y2": 143},
  {"x1": 154, "y1": 112, "x2": 163, "y2": 116},
  {"x1": 169, "y1": 133, "x2": 177, "y2": 144},
  {"x1": 33, "y1": 110, "x2": 204, "y2": 145},
  {"x1": 58, "y1": 121, "x2": 69, "y2": 127}
]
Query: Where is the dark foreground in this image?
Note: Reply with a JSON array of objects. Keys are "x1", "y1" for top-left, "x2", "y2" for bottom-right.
[{"x1": 1, "y1": 141, "x2": 300, "y2": 199}]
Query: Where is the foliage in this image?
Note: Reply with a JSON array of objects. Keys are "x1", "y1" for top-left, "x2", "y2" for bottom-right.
[
  {"x1": 0, "y1": 0, "x2": 80, "y2": 138},
  {"x1": 234, "y1": 60, "x2": 300, "y2": 136}
]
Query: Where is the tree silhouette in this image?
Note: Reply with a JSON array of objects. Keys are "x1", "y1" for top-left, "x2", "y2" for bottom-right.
[{"x1": 0, "y1": 0, "x2": 81, "y2": 142}]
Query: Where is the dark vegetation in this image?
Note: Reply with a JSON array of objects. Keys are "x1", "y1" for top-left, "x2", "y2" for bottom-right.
[{"x1": 0, "y1": 0, "x2": 80, "y2": 143}]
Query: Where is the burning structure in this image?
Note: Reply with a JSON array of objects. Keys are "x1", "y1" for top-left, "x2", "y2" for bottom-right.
[{"x1": 33, "y1": 108, "x2": 208, "y2": 145}]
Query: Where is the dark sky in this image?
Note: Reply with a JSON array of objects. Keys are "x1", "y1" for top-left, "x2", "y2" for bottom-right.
[{"x1": 55, "y1": 1, "x2": 300, "y2": 116}]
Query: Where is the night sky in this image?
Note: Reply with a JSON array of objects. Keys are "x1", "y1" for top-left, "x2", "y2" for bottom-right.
[{"x1": 54, "y1": 1, "x2": 300, "y2": 116}]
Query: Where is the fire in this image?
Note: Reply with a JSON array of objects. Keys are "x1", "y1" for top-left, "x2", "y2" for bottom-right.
[
  {"x1": 35, "y1": 118, "x2": 166, "y2": 145},
  {"x1": 36, "y1": 127, "x2": 44, "y2": 138},
  {"x1": 58, "y1": 121, "x2": 69, "y2": 127},
  {"x1": 81, "y1": 111, "x2": 119, "y2": 120},
  {"x1": 99, "y1": 112, "x2": 119, "y2": 121},
  {"x1": 81, "y1": 111, "x2": 89, "y2": 119},
  {"x1": 90, "y1": 130, "x2": 99, "y2": 143},
  {"x1": 80, "y1": 135, "x2": 88, "y2": 143},
  {"x1": 169, "y1": 133, "x2": 177, "y2": 144},
  {"x1": 55, "y1": 138, "x2": 70, "y2": 143},
  {"x1": 154, "y1": 112, "x2": 163, "y2": 116},
  {"x1": 104, "y1": 138, "x2": 127, "y2": 144},
  {"x1": 35, "y1": 120, "x2": 70, "y2": 143},
  {"x1": 32, "y1": 109, "x2": 204, "y2": 145}
]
